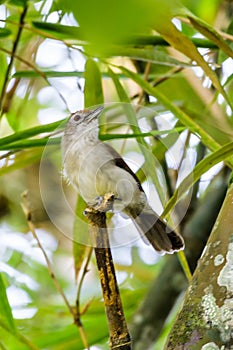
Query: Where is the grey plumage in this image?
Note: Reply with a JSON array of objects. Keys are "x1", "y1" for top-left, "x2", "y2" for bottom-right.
[{"x1": 62, "y1": 107, "x2": 184, "y2": 254}]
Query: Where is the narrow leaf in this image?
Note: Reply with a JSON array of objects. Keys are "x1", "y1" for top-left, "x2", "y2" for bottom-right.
[
  {"x1": 0, "y1": 28, "x2": 11, "y2": 38},
  {"x1": 0, "y1": 149, "x2": 43, "y2": 176},
  {"x1": 162, "y1": 141, "x2": 233, "y2": 219},
  {"x1": 0, "y1": 273, "x2": 16, "y2": 333},
  {"x1": 188, "y1": 15, "x2": 233, "y2": 59},
  {"x1": 127, "y1": 35, "x2": 218, "y2": 49},
  {"x1": 0, "y1": 119, "x2": 66, "y2": 147},
  {"x1": 104, "y1": 47, "x2": 193, "y2": 67},
  {"x1": 119, "y1": 66, "x2": 221, "y2": 152},
  {"x1": 84, "y1": 59, "x2": 104, "y2": 108},
  {"x1": 154, "y1": 21, "x2": 231, "y2": 108},
  {"x1": 108, "y1": 67, "x2": 168, "y2": 205},
  {"x1": 13, "y1": 71, "x2": 86, "y2": 78},
  {"x1": 0, "y1": 137, "x2": 60, "y2": 151},
  {"x1": 32, "y1": 21, "x2": 83, "y2": 41}
]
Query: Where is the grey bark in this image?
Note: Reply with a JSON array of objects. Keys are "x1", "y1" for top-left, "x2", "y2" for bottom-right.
[{"x1": 130, "y1": 171, "x2": 228, "y2": 350}]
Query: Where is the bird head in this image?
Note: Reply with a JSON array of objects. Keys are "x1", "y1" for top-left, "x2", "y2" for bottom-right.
[{"x1": 66, "y1": 106, "x2": 103, "y2": 134}]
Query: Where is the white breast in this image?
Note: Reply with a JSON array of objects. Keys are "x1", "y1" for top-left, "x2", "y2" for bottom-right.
[{"x1": 63, "y1": 139, "x2": 140, "y2": 210}]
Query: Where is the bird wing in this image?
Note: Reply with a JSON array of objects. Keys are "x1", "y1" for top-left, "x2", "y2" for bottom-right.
[{"x1": 103, "y1": 143, "x2": 144, "y2": 192}]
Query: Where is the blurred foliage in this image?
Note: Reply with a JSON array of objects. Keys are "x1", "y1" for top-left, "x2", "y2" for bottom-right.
[{"x1": 0, "y1": 0, "x2": 233, "y2": 349}]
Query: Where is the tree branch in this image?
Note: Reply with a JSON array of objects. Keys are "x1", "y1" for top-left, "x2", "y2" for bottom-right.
[{"x1": 85, "y1": 193, "x2": 131, "y2": 350}]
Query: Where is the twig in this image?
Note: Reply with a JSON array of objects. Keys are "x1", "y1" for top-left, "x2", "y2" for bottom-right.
[
  {"x1": 75, "y1": 245, "x2": 93, "y2": 347},
  {"x1": 21, "y1": 190, "x2": 90, "y2": 350},
  {"x1": 76, "y1": 246, "x2": 93, "y2": 304},
  {"x1": 136, "y1": 61, "x2": 152, "y2": 107},
  {"x1": 153, "y1": 66, "x2": 184, "y2": 87},
  {"x1": 85, "y1": 193, "x2": 131, "y2": 350},
  {"x1": 0, "y1": 5, "x2": 28, "y2": 116},
  {"x1": 0, "y1": 150, "x2": 17, "y2": 160},
  {"x1": 0, "y1": 47, "x2": 47, "y2": 79},
  {"x1": 0, "y1": 47, "x2": 69, "y2": 112}
]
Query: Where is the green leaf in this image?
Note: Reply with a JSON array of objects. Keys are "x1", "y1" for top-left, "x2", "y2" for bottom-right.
[
  {"x1": 162, "y1": 141, "x2": 233, "y2": 219},
  {"x1": 0, "y1": 318, "x2": 40, "y2": 350},
  {"x1": 8, "y1": 0, "x2": 27, "y2": 6},
  {"x1": 0, "y1": 273, "x2": 16, "y2": 333},
  {"x1": 32, "y1": 21, "x2": 84, "y2": 41},
  {"x1": 108, "y1": 67, "x2": 169, "y2": 205},
  {"x1": 108, "y1": 47, "x2": 193, "y2": 67},
  {"x1": 0, "y1": 119, "x2": 66, "y2": 148},
  {"x1": 0, "y1": 53, "x2": 7, "y2": 94},
  {"x1": 13, "y1": 70, "x2": 86, "y2": 78},
  {"x1": 0, "y1": 128, "x2": 185, "y2": 152},
  {"x1": 153, "y1": 20, "x2": 231, "y2": 107},
  {"x1": 23, "y1": 24, "x2": 219, "y2": 49},
  {"x1": 0, "y1": 28, "x2": 11, "y2": 38},
  {"x1": 0, "y1": 137, "x2": 60, "y2": 151},
  {"x1": 12, "y1": 69, "x2": 179, "y2": 80},
  {"x1": 119, "y1": 66, "x2": 228, "y2": 153},
  {"x1": 0, "y1": 149, "x2": 43, "y2": 176},
  {"x1": 84, "y1": 59, "x2": 104, "y2": 108},
  {"x1": 100, "y1": 127, "x2": 185, "y2": 141},
  {"x1": 64, "y1": 0, "x2": 156, "y2": 47},
  {"x1": 126, "y1": 35, "x2": 218, "y2": 49},
  {"x1": 188, "y1": 15, "x2": 233, "y2": 60}
]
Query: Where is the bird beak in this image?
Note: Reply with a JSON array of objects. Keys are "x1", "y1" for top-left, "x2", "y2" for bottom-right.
[{"x1": 87, "y1": 106, "x2": 104, "y2": 121}]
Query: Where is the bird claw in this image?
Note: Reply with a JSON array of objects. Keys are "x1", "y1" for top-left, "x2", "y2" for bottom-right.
[{"x1": 85, "y1": 193, "x2": 119, "y2": 213}]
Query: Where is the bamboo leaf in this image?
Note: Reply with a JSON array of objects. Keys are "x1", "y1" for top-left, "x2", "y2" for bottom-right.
[
  {"x1": 84, "y1": 59, "x2": 104, "y2": 108},
  {"x1": 188, "y1": 15, "x2": 233, "y2": 59},
  {"x1": 32, "y1": 21, "x2": 84, "y2": 41},
  {"x1": 64, "y1": 0, "x2": 157, "y2": 47},
  {"x1": 0, "y1": 129, "x2": 185, "y2": 152},
  {"x1": 0, "y1": 319, "x2": 40, "y2": 350},
  {"x1": 162, "y1": 141, "x2": 233, "y2": 219},
  {"x1": 0, "y1": 273, "x2": 16, "y2": 333},
  {"x1": 0, "y1": 28, "x2": 11, "y2": 38},
  {"x1": 96, "y1": 47, "x2": 193, "y2": 67},
  {"x1": 119, "y1": 66, "x2": 221, "y2": 152},
  {"x1": 8, "y1": 0, "x2": 27, "y2": 6},
  {"x1": 0, "y1": 120, "x2": 66, "y2": 147},
  {"x1": 108, "y1": 67, "x2": 169, "y2": 205},
  {"x1": 0, "y1": 137, "x2": 60, "y2": 151},
  {"x1": 0, "y1": 149, "x2": 43, "y2": 176},
  {"x1": 126, "y1": 35, "x2": 218, "y2": 48},
  {"x1": 153, "y1": 20, "x2": 231, "y2": 108},
  {"x1": 0, "y1": 52, "x2": 8, "y2": 93},
  {"x1": 13, "y1": 71, "x2": 87, "y2": 78}
]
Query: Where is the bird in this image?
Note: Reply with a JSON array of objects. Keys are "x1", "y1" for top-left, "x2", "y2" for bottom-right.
[{"x1": 61, "y1": 106, "x2": 184, "y2": 254}]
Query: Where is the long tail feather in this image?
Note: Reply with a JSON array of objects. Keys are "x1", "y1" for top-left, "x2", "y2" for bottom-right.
[{"x1": 133, "y1": 209, "x2": 184, "y2": 254}]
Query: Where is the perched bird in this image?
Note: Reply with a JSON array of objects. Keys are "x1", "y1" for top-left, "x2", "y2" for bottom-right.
[{"x1": 62, "y1": 106, "x2": 184, "y2": 253}]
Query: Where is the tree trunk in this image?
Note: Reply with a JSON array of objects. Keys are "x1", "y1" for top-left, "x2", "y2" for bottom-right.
[
  {"x1": 165, "y1": 182, "x2": 233, "y2": 349},
  {"x1": 130, "y1": 170, "x2": 228, "y2": 350}
]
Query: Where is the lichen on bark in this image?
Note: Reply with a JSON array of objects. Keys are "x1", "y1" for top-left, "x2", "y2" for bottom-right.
[{"x1": 165, "y1": 184, "x2": 233, "y2": 349}]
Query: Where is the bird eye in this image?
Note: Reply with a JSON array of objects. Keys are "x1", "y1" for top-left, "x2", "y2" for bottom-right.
[{"x1": 73, "y1": 114, "x2": 81, "y2": 122}]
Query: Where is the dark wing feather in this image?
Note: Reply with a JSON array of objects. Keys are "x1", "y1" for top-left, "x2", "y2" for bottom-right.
[{"x1": 104, "y1": 143, "x2": 144, "y2": 192}]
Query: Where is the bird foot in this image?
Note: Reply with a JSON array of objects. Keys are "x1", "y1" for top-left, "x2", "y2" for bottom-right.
[{"x1": 87, "y1": 193, "x2": 116, "y2": 213}]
